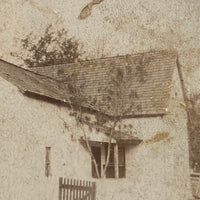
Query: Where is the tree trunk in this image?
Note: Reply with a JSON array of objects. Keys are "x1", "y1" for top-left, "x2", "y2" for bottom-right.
[{"x1": 101, "y1": 121, "x2": 117, "y2": 178}]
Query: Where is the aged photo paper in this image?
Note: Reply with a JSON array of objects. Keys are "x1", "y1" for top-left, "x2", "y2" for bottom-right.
[{"x1": 0, "y1": 0, "x2": 200, "y2": 200}]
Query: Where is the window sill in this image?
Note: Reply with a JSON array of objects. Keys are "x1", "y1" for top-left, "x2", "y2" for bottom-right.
[{"x1": 92, "y1": 177, "x2": 126, "y2": 180}]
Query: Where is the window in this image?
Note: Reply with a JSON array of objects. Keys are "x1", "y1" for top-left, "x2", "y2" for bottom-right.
[
  {"x1": 105, "y1": 144, "x2": 125, "y2": 178},
  {"x1": 91, "y1": 146, "x2": 101, "y2": 178},
  {"x1": 45, "y1": 147, "x2": 51, "y2": 177},
  {"x1": 104, "y1": 144, "x2": 115, "y2": 178},
  {"x1": 91, "y1": 143, "x2": 125, "y2": 178}
]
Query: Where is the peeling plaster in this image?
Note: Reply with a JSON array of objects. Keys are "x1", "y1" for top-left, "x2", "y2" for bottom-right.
[{"x1": 141, "y1": 132, "x2": 173, "y2": 145}]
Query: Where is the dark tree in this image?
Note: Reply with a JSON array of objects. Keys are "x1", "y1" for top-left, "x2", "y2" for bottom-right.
[
  {"x1": 188, "y1": 94, "x2": 200, "y2": 171},
  {"x1": 15, "y1": 25, "x2": 83, "y2": 68}
]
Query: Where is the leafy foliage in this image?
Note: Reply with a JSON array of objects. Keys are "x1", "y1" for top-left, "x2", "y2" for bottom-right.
[{"x1": 16, "y1": 25, "x2": 83, "y2": 67}]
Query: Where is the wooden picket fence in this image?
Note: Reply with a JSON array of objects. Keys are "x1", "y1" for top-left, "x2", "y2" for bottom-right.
[{"x1": 59, "y1": 178, "x2": 96, "y2": 200}]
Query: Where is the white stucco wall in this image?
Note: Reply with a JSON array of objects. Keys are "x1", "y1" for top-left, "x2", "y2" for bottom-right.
[
  {"x1": 0, "y1": 65, "x2": 191, "y2": 200},
  {"x1": 0, "y1": 77, "x2": 93, "y2": 200}
]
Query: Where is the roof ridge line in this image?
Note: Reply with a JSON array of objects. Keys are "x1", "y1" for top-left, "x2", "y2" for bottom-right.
[{"x1": 30, "y1": 49, "x2": 178, "y2": 69}]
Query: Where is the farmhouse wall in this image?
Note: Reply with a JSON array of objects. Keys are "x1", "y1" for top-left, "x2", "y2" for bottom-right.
[
  {"x1": 0, "y1": 77, "x2": 91, "y2": 200},
  {"x1": 0, "y1": 64, "x2": 191, "y2": 200}
]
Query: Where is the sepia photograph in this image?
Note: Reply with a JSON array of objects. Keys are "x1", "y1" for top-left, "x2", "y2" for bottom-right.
[{"x1": 0, "y1": 0, "x2": 200, "y2": 200}]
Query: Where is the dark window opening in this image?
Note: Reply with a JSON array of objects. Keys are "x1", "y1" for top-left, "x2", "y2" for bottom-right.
[
  {"x1": 104, "y1": 144, "x2": 115, "y2": 178},
  {"x1": 105, "y1": 144, "x2": 125, "y2": 178},
  {"x1": 91, "y1": 146, "x2": 101, "y2": 178},
  {"x1": 104, "y1": 165, "x2": 115, "y2": 178},
  {"x1": 118, "y1": 147, "x2": 125, "y2": 178},
  {"x1": 91, "y1": 144, "x2": 126, "y2": 178}
]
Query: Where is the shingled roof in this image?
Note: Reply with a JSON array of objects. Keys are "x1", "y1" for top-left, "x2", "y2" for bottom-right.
[
  {"x1": 31, "y1": 50, "x2": 177, "y2": 116},
  {"x1": 0, "y1": 50, "x2": 177, "y2": 117}
]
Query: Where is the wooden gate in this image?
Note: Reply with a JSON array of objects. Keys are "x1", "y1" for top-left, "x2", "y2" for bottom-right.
[{"x1": 59, "y1": 178, "x2": 96, "y2": 200}]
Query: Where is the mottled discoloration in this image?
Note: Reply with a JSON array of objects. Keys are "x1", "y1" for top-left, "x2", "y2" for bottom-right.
[
  {"x1": 79, "y1": 0, "x2": 104, "y2": 20},
  {"x1": 79, "y1": 3, "x2": 93, "y2": 20},
  {"x1": 142, "y1": 131, "x2": 171, "y2": 144},
  {"x1": 0, "y1": 0, "x2": 198, "y2": 199}
]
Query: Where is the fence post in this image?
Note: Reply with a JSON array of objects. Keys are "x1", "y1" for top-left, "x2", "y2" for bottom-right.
[
  {"x1": 91, "y1": 182, "x2": 96, "y2": 200},
  {"x1": 59, "y1": 177, "x2": 62, "y2": 200}
]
